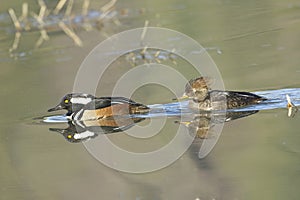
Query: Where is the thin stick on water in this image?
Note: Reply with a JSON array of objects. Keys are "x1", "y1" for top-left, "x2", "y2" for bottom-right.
[
  {"x1": 140, "y1": 20, "x2": 149, "y2": 45},
  {"x1": 31, "y1": 12, "x2": 49, "y2": 38},
  {"x1": 82, "y1": 0, "x2": 90, "y2": 16},
  {"x1": 37, "y1": 0, "x2": 46, "y2": 9},
  {"x1": 97, "y1": 0, "x2": 117, "y2": 22},
  {"x1": 154, "y1": 50, "x2": 161, "y2": 63},
  {"x1": 53, "y1": 0, "x2": 67, "y2": 15},
  {"x1": 82, "y1": 0, "x2": 96, "y2": 31},
  {"x1": 34, "y1": 29, "x2": 50, "y2": 48},
  {"x1": 141, "y1": 45, "x2": 148, "y2": 55},
  {"x1": 8, "y1": 8, "x2": 22, "y2": 52},
  {"x1": 19, "y1": 3, "x2": 30, "y2": 31},
  {"x1": 286, "y1": 94, "x2": 298, "y2": 117},
  {"x1": 40, "y1": 29, "x2": 49, "y2": 41},
  {"x1": 65, "y1": 0, "x2": 74, "y2": 17},
  {"x1": 100, "y1": 0, "x2": 117, "y2": 13},
  {"x1": 37, "y1": 0, "x2": 47, "y2": 20},
  {"x1": 112, "y1": 18, "x2": 121, "y2": 26},
  {"x1": 19, "y1": 3, "x2": 28, "y2": 21},
  {"x1": 155, "y1": 58, "x2": 161, "y2": 63},
  {"x1": 129, "y1": 53, "x2": 136, "y2": 66},
  {"x1": 98, "y1": 0, "x2": 116, "y2": 22},
  {"x1": 31, "y1": 11, "x2": 50, "y2": 48},
  {"x1": 58, "y1": 22, "x2": 83, "y2": 46},
  {"x1": 39, "y1": 6, "x2": 46, "y2": 20},
  {"x1": 35, "y1": 35, "x2": 44, "y2": 48},
  {"x1": 8, "y1": 8, "x2": 22, "y2": 31},
  {"x1": 154, "y1": 50, "x2": 160, "y2": 58},
  {"x1": 140, "y1": 45, "x2": 149, "y2": 63},
  {"x1": 97, "y1": 9, "x2": 110, "y2": 22},
  {"x1": 9, "y1": 32, "x2": 21, "y2": 53},
  {"x1": 35, "y1": 0, "x2": 50, "y2": 46},
  {"x1": 170, "y1": 48, "x2": 177, "y2": 65}
]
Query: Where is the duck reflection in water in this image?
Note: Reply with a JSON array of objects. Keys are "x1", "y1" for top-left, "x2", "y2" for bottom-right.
[
  {"x1": 50, "y1": 116, "x2": 146, "y2": 143},
  {"x1": 49, "y1": 109, "x2": 259, "y2": 143},
  {"x1": 176, "y1": 111, "x2": 258, "y2": 139}
]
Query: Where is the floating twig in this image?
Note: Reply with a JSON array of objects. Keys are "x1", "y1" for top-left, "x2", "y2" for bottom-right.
[
  {"x1": 18, "y1": 3, "x2": 31, "y2": 31},
  {"x1": 8, "y1": 8, "x2": 22, "y2": 31},
  {"x1": 97, "y1": 0, "x2": 117, "y2": 22},
  {"x1": 31, "y1": 11, "x2": 49, "y2": 48},
  {"x1": 101, "y1": 0, "x2": 117, "y2": 13},
  {"x1": 19, "y1": 3, "x2": 28, "y2": 21},
  {"x1": 8, "y1": 8, "x2": 22, "y2": 53},
  {"x1": 140, "y1": 20, "x2": 149, "y2": 45},
  {"x1": 37, "y1": 0, "x2": 48, "y2": 20},
  {"x1": 286, "y1": 94, "x2": 298, "y2": 117},
  {"x1": 82, "y1": 0, "x2": 90, "y2": 16},
  {"x1": 64, "y1": 0, "x2": 74, "y2": 17},
  {"x1": 53, "y1": 0, "x2": 67, "y2": 15},
  {"x1": 58, "y1": 21, "x2": 83, "y2": 47},
  {"x1": 9, "y1": 32, "x2": 21, "y2": 53},
  {"x1": 81, "y1": 0, "x2": 93, "y2": 31}
]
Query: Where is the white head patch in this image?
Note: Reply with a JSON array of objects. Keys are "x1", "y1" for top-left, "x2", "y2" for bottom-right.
[
  {"x1": 70, "y1": 97, "x2": 92, "y2": 104},
  {"x1": 73, "y1": 130, "x2": 95, "y2": 139}
]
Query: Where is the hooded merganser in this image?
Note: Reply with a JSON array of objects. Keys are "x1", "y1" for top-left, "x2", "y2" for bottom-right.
[
  {"x1": 48, "y1": 93, "x2": 149, "y2": 121},
  {"x1": 177, "y1": 77, "x2": 267, "y2": 110}
]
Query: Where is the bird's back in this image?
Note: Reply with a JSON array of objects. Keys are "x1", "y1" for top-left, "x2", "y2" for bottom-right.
[{"x1": 210, "y1": 90, "x2": 266, "y2": 109}]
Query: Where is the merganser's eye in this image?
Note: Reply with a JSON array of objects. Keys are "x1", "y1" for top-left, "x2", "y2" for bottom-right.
[
  {"x1": 64, "y1": 99, "x2": 69, "y2": 104},
  {"x1": 67, "y1": 134, "x2": 72, "y2": 139}
]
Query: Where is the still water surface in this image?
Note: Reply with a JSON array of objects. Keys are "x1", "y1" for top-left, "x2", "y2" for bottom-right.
[{"x1": 1, "y1": 0, "x2": 300, "y2": 199}]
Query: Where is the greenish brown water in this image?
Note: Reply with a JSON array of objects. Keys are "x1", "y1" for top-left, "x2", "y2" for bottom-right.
[{"x1": 1, "y1": 0, "x2": 300, "y2": 200}]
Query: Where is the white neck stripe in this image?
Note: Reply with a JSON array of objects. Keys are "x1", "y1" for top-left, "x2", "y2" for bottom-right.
[{"x1": 73, "y1": 109, "x2": 84, "y2": 120}]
